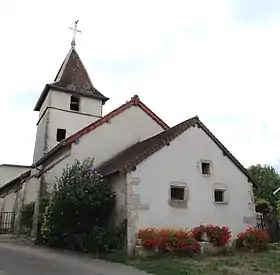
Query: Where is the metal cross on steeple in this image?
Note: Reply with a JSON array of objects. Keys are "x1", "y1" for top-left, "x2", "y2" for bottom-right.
[{"x1": 69, "y1": 20, "x2": 81, "y2": 48}]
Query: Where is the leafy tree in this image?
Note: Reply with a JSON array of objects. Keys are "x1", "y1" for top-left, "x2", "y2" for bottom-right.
[
  {"x1": 41, "y1": 158, "x2": 119, "y2": 252},
  {"x1": 248, "y1": 164, "x2": 280, "y2": 211}
]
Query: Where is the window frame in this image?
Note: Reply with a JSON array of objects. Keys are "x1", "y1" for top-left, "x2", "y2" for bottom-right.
[
  {"x1": 168, "y1": 182, "x2": 188, "y2": 208},
  {"x1": 200, "y1": 160, "x2": 212, "y2": 176},
  {"x1": 170, "y1": 186, "x2": 185, "y2": 201},
  {"x1": 70, "y1": 95, "x2": 80, "y2": 111},
  {"x1": 56, "y1": 128, "x2": 66, "y2": 142},
  {"x1": 214, "y1": 189, "x2": 224, "y2": 203},
  {"x1": 213, "y1": 183, "x2": 228, "y2": 205}
]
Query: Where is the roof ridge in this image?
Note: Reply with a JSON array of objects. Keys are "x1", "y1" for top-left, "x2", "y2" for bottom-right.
[{"x1": 54, "y1": 48, "x2": 74, "y2": 82}]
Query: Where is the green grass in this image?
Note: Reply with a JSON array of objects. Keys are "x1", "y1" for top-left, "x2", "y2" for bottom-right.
[{"x1": 104, "y1": 247, "x2": 280, "y2": 275}]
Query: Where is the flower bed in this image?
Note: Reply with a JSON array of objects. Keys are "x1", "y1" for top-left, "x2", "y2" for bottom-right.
[
  {"x1": 136, "y1": 225, "x2": 271, "y2": 257},
  {"x1": 137, "y1": 228, "x2": 199, "y2": 254},
  {"x1": 191, "y1": 224, "x2": 231, "y2": 247},
  {"x1": 237, "y1": 227, "x2": 269, "y2": 251}
]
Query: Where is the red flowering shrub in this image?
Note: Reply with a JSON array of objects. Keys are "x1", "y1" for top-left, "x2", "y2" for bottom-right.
[
  {"x1": 191, "y1": 225, "x2": 206, "y2": 242},
  {"x1": 138, "y1": 228, "x2": 160, "y2": 249},
  {"x1": 137, "y1": 228, "x2": 199, "y2": 253},
  {"x1": 191, "y1": 224, "x2": 231, "y2": 247},
  {"x1": 237, "y1": 227, "x2": 269, "y2": 251}
]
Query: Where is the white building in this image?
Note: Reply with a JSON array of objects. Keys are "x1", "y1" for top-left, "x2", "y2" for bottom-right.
[{"x1": 0, "y1": 40, "x2": 257, "y2": 253}]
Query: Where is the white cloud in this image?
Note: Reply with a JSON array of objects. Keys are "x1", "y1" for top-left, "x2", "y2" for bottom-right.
[{"x1": 0, "y1": 0, "x2": 280, "y2": 169}]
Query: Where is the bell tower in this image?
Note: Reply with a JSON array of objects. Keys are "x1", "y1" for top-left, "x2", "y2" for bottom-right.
[{"x1": 32, "y1": 21, "x2": 109, "y2": 162}]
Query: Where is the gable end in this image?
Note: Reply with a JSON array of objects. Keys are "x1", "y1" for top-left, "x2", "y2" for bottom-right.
[{"x1": 196, "y1": 120, "x2": 256, "y2": 186}]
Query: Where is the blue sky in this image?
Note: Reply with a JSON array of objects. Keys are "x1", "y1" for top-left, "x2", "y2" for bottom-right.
[{"x1": 1, "y1": 0, "x2": 280, "y2": 170}]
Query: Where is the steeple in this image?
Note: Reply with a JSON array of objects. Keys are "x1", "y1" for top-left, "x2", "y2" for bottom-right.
[
  {"x1": 33, "y1": 23, "x2": 109, "y2": 162},
  {"x1": 54, "y1": 48, "x2": 108, "y2": 99},
  {"x1": 34, "y1": 21, "x2": 109, "y2": 111},
  {"x1": 34, "y1": 47, "x2": 109, "y2": 111}
]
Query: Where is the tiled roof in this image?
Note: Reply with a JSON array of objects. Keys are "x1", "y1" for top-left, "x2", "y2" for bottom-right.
[
  {"x1": 34, "y1": 48, "x2": 109, "y2": 111},
  {"x1": 98, "y1": 116, "x2": 257, "y2": 186},
  {"x1": 32, "y1": 95, "x2": 170, "y2": 168}
]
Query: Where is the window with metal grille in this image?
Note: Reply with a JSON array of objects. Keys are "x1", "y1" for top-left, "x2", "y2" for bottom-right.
[{"x1": 214, "y1": 189, "x2": 224, "y2": 202}]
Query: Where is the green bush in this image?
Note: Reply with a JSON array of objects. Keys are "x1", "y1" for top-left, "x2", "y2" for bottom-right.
[
  {"x1": 41, "y1": 158, "x2": 121, "y2": 253},
  {"x1": 35, "y1": 197, "x2": 50, "y2": 244},
  {"x1": 20, "y1": 202, "x2": 35, "y2": 234}
]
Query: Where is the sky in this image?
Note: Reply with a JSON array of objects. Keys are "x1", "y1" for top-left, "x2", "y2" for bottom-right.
[{"x1": 1, "y1": 0, "x2": 280, "y2": 170}]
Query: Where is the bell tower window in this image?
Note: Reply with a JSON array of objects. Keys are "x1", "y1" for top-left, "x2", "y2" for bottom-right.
[{"x1": 70, "y1": 95, "x2": 80, "y2": 111}]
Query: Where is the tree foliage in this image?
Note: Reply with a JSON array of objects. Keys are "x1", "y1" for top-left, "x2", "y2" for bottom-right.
[
  {"x1": 248, "y1": 164, "x2": 280, "y2": 211},
  {"x1": 41, "y1": 158, "x2": 124, "y2": 252}
]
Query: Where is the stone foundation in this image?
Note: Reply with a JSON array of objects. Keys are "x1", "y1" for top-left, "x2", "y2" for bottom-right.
[
  {"x1": 135, "y1": 241, "x2": 234, "y2": 257},
  {"x1": 198, "y1": 242, "x2": 229, "y2": 255}
]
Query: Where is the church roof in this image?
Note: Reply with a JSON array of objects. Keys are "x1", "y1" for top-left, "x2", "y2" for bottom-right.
[
  {"x1": 34, "y1": 48, "x2": 109, "y2": 111},
  {"x1": 31, "y1": 95, "x2": 170, "y2": 168},
  {"x1": 98, "y1": 116, "x2": 257, "y2": 186}
]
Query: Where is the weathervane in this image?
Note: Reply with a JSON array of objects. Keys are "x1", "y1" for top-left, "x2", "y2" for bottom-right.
[{"x1": 69, "y1": 20, "x2": 81, "y2": 48}]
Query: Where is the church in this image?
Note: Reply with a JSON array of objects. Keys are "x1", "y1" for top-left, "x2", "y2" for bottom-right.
[{"x1": 0, "y1": 26, "x2": 257, "y2": 254}]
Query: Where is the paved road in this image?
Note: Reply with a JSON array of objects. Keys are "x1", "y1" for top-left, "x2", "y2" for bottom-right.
[{"x1": 0, "y1": 242, "x2": 149, "y2": 275}]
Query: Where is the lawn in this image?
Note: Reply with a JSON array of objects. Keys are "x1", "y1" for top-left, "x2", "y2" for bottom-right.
[{"x1": 105, "y1": 245, "x2": 280, "y2": 275}]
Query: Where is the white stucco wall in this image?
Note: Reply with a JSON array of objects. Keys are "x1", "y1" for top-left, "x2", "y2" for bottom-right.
[
  {"x1": 39, "y1": 92, "x2": 51, "y2": 118},
  {"x1": 24, "y1": 176, "x2": 40, "y2": 204},
  {"x1": 71, "y1": 105, "x2": 166, "y2": 167},
  {"x1": 0, "y1": 166, "x2": 30, "y2": 188},
  {"x1": 49, "y1": 90, "x2": 103, "y2": 117},
  {"x1": 33, "y1": 109, "x2": 49, "y2": 162},
  {"x1": 41, "y1": 104, "x2": 166, "y2": 192},
  {"x1": 2, "y1": 191, "x2": 16, "y2": 212},
  {"x1": 46, "y1": 108, "x2": 99, "y2": 152},
  {"x1": 127, "y1": 125, "x2": 256, "y2": 239}
]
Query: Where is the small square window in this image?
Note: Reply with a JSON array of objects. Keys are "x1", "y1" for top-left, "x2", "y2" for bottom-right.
[
  {"x1": 56, "y1": 128, "x2": 66, "y2": 142},
  {"x1": 171, "y1": 187, "x2": 185, "y2": 201},
  {"x1": 201, "y1": 162, "x2": 211, "y2": 175},
  {"x1": 214, "y1": 190, "x2": 224, "y2": 203}
]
